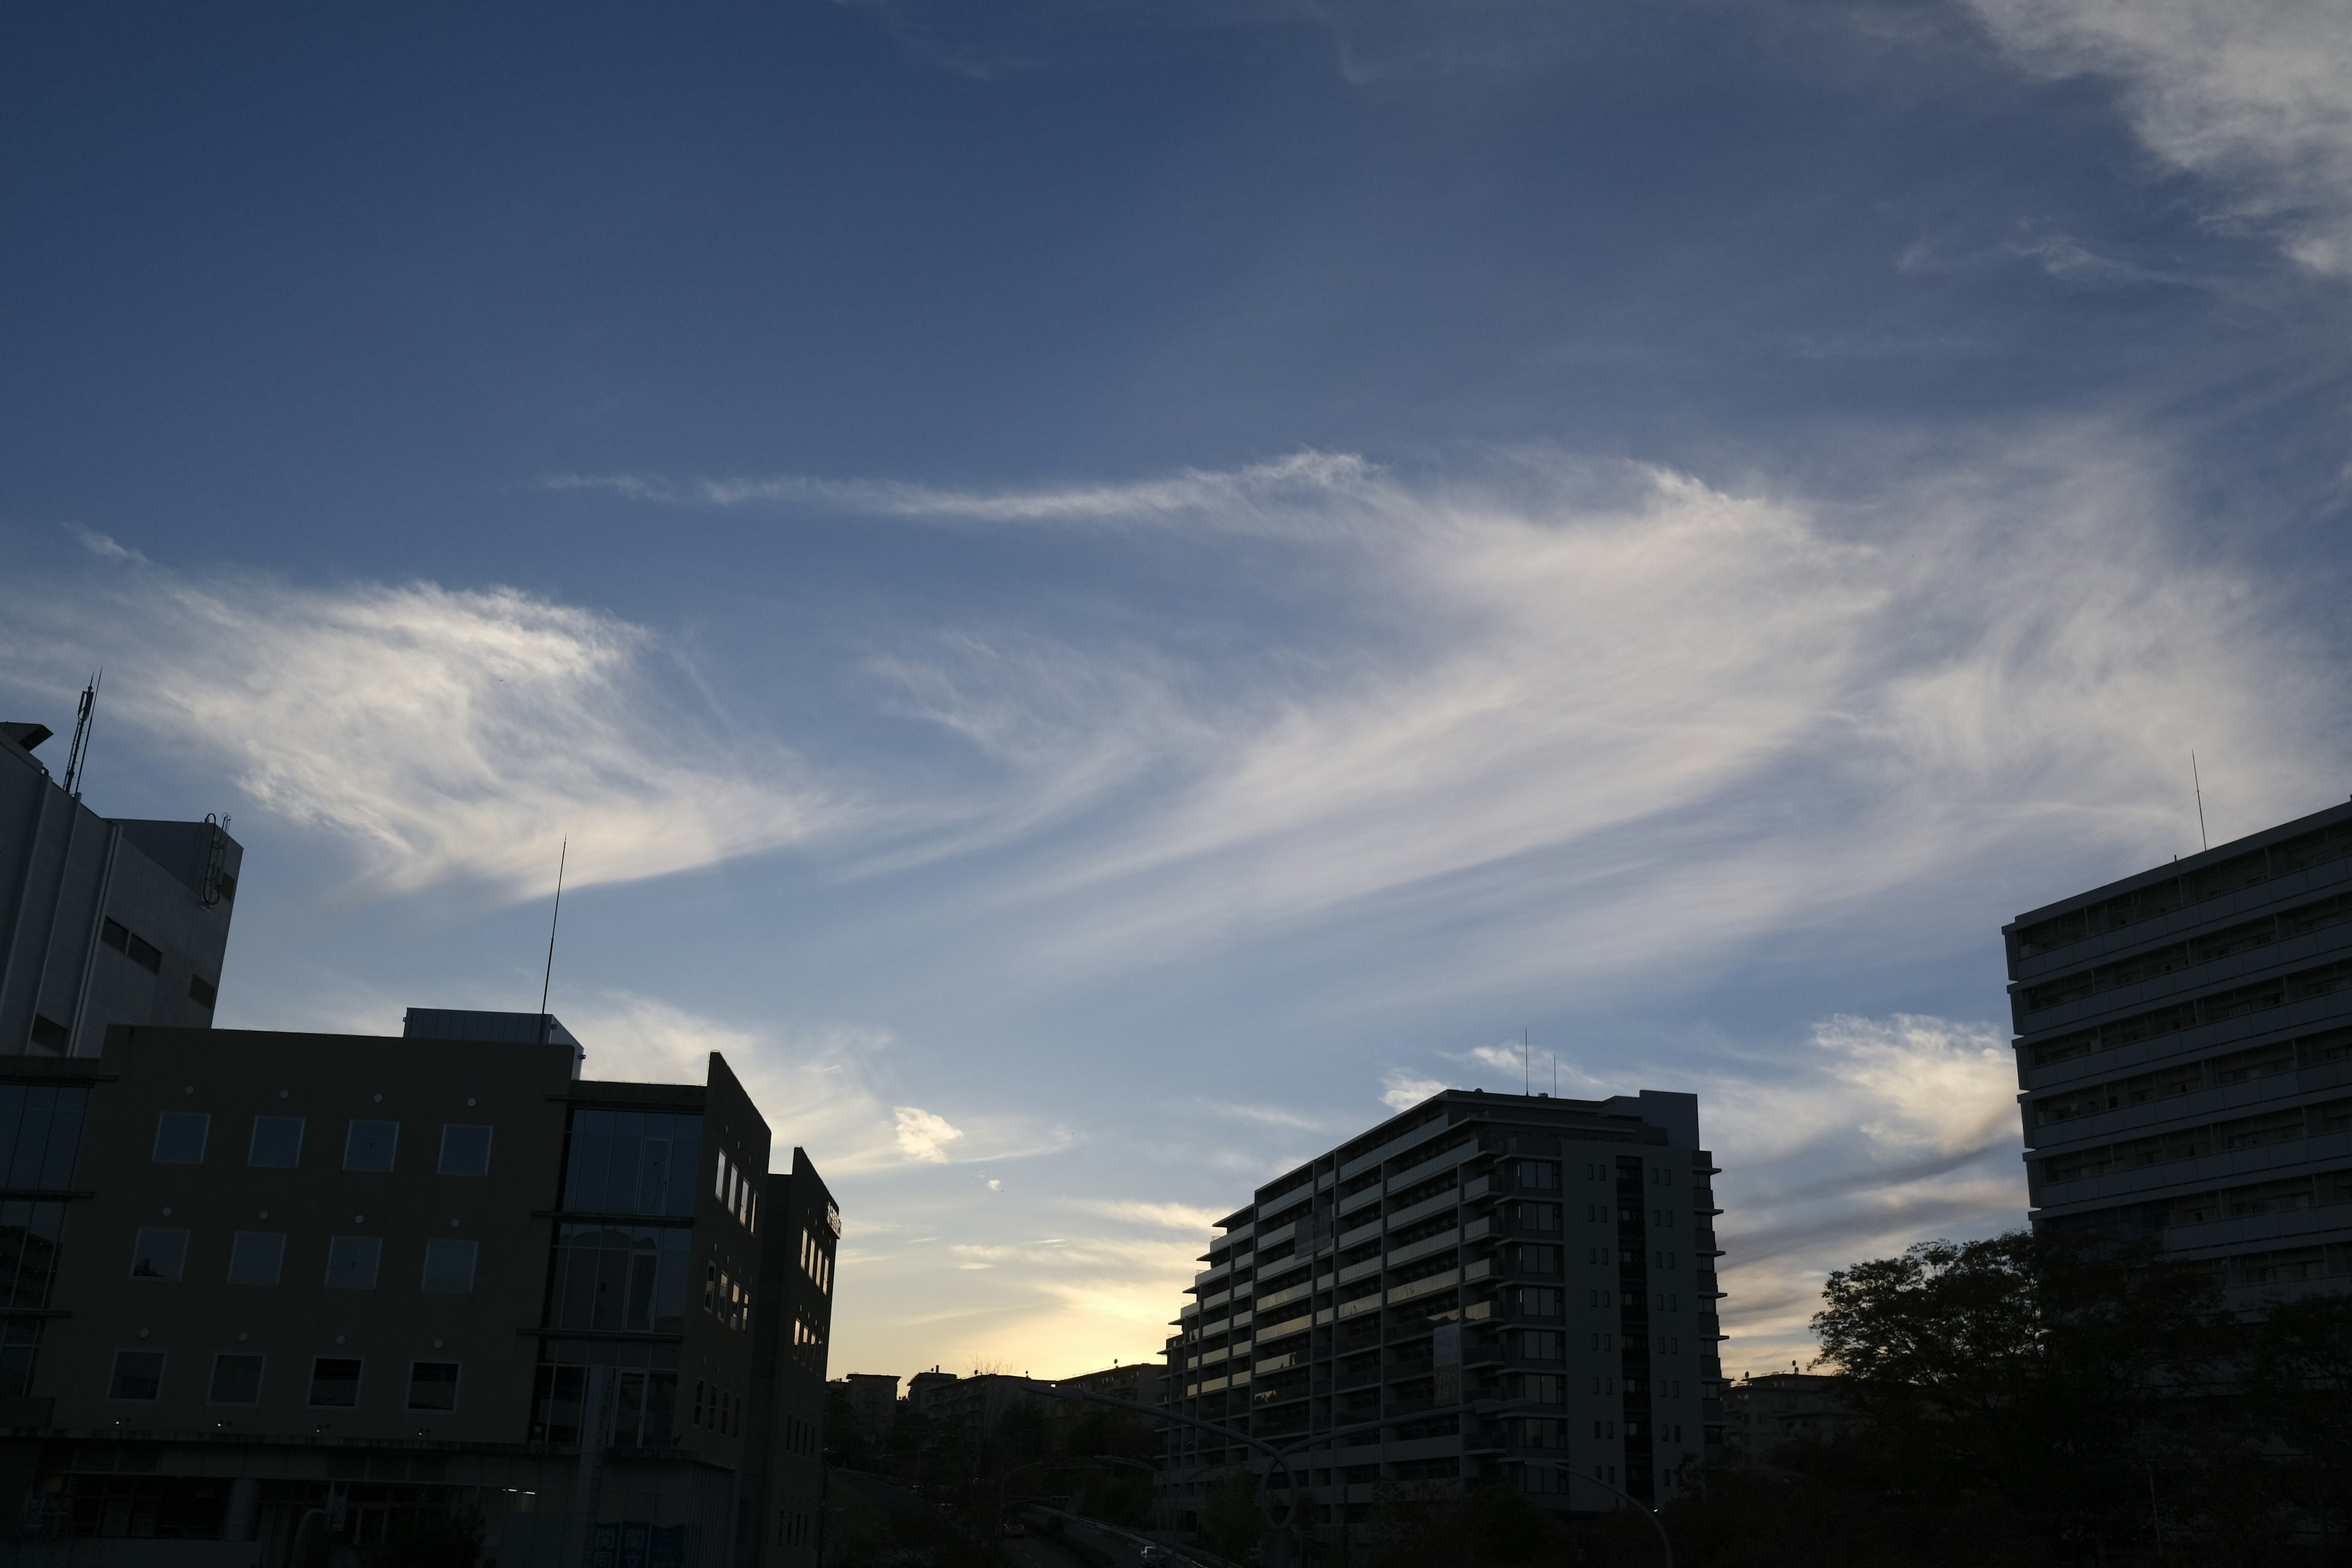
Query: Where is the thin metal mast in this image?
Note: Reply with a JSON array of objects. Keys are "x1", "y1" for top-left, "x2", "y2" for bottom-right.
[
  {"x1": 538, "y1": 837, "x2": 568, "y2": 1039},
  {"x1": 61, "y1": 672, "x2": 100, "y2": 801},
  {"x1": 1524, "y1": 1028, "x2": 1531, "y2": 1095},
  {"x1": 2192, "y1": 753, "x2": 2208, "y2": 853}
]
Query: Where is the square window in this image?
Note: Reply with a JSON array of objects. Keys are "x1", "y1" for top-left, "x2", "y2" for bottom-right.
[
  {"x1": 407, "y1": 1360, "x2": 460, "y2": 1411},
  {"x1": 325, "y1": 1235, "x2": 382, "y2": 1290},
  {"x1": 307, "y1": 1357, "x2": 361, "y2": 1408},
  {"x1": 153, "y1": 1112, "x2": 209, "y2": 1164},
  {"x1": 130, "y1": 1227, "x2": 189, "y2": 1281},
  {"x1": 248, "y1": 1116, "x2": 304, "y2": 1167},
  {"x1": 110, "y1": 1350, "x2": 165, "y2": 1401},
  {"x1": 227, "y1": 1231, "x2": 285, "y2": 1285},
  {"x1": 343, "y1": 1120, "x2": 398, "y2": 1172},
  {"x1": 188, "y1": 974, "x2": 217, "y2": 1009},
  {"x1": 209, "y1": 1353, "x2": 264, "y2": 1405},
  {"x1": 101, "y1": 918, "x2": 128, "y2": 952},
  {"x1": 420, "y1": 1238, "x2": 478, "y2": 1294},
  {"x1": 438, "y1": 1124, "x2": 493, "y2": 1176}
]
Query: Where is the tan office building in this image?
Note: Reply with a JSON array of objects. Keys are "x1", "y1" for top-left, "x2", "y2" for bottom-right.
[{"x1": 0, "y1": 1008, "x2": 837, "y2": 1567}]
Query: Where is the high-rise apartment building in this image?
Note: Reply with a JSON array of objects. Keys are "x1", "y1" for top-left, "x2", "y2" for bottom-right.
[
  {"x1": 2, "y1": 718, "x2": 242, "y2": 1057},
  {"x1": 0, "y1": 1009, "x2": 837, "y2": 1566},
  {"x1": 1160, "y1": 1088, "x2": 1723, "y2": 1551},
  {"x1": 2008, "y1": 799, "x2": 2352, "y2": 1300}
]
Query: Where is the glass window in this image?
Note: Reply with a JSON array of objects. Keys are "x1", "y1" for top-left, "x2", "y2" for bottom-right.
[
  {"x1": 545, "y1": 1223, "x2": 692, "y2": 1332},
  {"x1": 421, "y1": 1239, "x2": 478, "y2": 1293},
  {"x1": 307, "y1": 1357, "x2": 361, "y2": 1408},
  {"x1": 153, "y1": 1112, "x2": 209, "y2": 1164},
  {"x1": 247, "y1": 1116, "x2": 304, "y2": 1167},
  {"x1": 561, "y1": 1110, "x2": 701, "y2": 1216},
  {"x1": 0, "y1": 1320, "x2": 42, "y2": 1398},
  {"x1": 325, "y1": 1235, "x2": 382, "y2": 1290},
  {"x1": 209, "y1": 1353, "x2": 264, "y2": 1405},
  {"x1": 0, "y1": 1200, "x2": 69, "y2": 1310},
  {"x1": 343, "y1": 1120, "x2": 398, "y2": 1172},
  {"x1": 407, "y1": 1360, "x2": 460, "y2": 1411},
  {"x1": 227, "y1": 1231, "x2": 285, "y2": 1285},
  {"x1": 438, "y1": 1125, "x2": 492, "y2": 1176},
  {"x1": 110, "y1": 1350, "x2": 165, "y2": 1401},
  {"x1": 130, "y1": 1228, "x2": 188, "y2": 1281},
  {"x1": 0, "y1": 1087, "x2": 88, "y2": 1189}
]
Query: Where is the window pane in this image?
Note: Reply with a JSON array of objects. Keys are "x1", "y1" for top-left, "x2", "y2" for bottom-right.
[
  {"x1": 407, "y1": 1361, "x2": 461, "y2": 1411},
  {"x1": 343, "y1": 1120, "x2": 398, "y2": 1172},
  {"x1": 563, "y1": 1110, "x2": 611, "y2": 1211},
  {"x1": 130, "y1": 1227, "x2": 189, "y2": 1281},
  {"x1": 438, "y1": 1125, "x2": 492, "y2": 1177},
  {"x1": 40, "y1": 1090, "x2": 85, "y2": 1189},
  {"x1": 110, "y1": 1350, "x2": 165, "y2": 1401},
  {"x1": 10, "y1": 1090, "x2": 53, "y2": 1189},
  {"x1": 209, "y1": 1353, "x2": 265, "y2": 1405},
  {"x1": 0, "y1": 1320, "x2": 43, "y2": 1398},
  {"x1": 325, "y1": 1235, "x2": 382, "y2": 1289},
  {"x1": 227, "y1": 1232, "x2": 286, "y2": 1285},
  {"x1": 421, "y1": 1239, "x2": 478, "y2": 1293},
  {"x1": 247, "y1": 1117, "x2": 304, "y2": 1167},
  {"x1": 307, "y1": 1357, "x2": 361, "y2": 1408},
  {"x1": 152, "y1": 1112, "x2": 209, "y2": 1164}
]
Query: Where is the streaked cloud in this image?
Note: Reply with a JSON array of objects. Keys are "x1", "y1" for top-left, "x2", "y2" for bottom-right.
[
  {"x1": 1971, "y1": 0, "x2": 2352, "y2": 274},
  {"x1": 0, "y1": 564, "x2": 843, "y2": 900}
]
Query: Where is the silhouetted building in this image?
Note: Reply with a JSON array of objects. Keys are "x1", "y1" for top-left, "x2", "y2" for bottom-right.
[
  {"x1": 1721, "y1": 1371, "x2": 1853, "y2": 1461},
  {"x1": 2010, "y1": 800, "x2": 2352, "y2": 1300},
  {"x1": 1058, "y1": 1359, "x2": 1166, "y2": 1410},
  {"x1": 1160, "y1": 1087, "x2": 1724, "y2": 1548},
  {"x1": 832, "y1": 1373, "x2": 900, "y2": 1439},
  {"x1": 0, "y1": 1009, "x2": 836, "y2": 1566},
  {"x1": 2, "y1": 718, "x2": 241, "y2": 1057}
]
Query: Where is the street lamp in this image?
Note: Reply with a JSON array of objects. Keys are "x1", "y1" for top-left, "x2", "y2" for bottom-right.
[{"x1": 1515, "y1": 1460, "x2": 1673, "y2": 1568}]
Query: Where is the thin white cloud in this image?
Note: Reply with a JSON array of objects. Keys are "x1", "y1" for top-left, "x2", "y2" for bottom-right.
[
  {"x1": 1381, "y1": 1070, "x2": 1449, "y2": 1112},
  {"x1": 1074, "y1": 1199, "x2": 1231, "y2": 1232},
  {"x1": 1970, "y1": 0, "x2": 2352, "y2": 274},
  {"x1": 0, "y1": 566, "x2": 843, "y2": 899}
]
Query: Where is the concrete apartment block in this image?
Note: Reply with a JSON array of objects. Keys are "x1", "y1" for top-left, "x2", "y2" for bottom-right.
[
  {"x1": 0, "y1": 1012, "x2": 837, "y2": 1567},
  {"x1": 1160, "y1": 1088, "x2": 1723, "y2": 1545},
  {"x1": 1, "y1": 720, "x2": 241, "y2": 1057},
  {"x1": 2009, "y1": 799, "x2": 2352, "y2": 1302}
]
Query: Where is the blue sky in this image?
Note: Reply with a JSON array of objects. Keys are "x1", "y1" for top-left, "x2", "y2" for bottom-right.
[{"x1": 4, "y1": 0, "x2": 2350, "y2": 1380}]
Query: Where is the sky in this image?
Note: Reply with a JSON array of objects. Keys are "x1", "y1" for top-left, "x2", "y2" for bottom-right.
[{"x1": 4, "y1": 0, "x2": 2350, "y2": 1384}]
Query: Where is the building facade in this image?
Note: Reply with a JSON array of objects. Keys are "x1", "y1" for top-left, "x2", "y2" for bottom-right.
[
  {"x1": 830, "y1": 1374, "x2": 899, "y2": 1441},
  {"x1": 1159, "y1": 1088, "x2": 1724, "y2": 1549},
  {"x1": 1719, "y1": 1372, "x2": 1853, "y2": 1463},
  {"x1": 2008, "y1": 800, "x2": 2352, "y2": 1301},
  {"x1": 2, "y1": 718, "x2": 242, "y2": 1058},
  {"x1": 0, "y1": 1009, "x2": 835, "y2": 1566}
]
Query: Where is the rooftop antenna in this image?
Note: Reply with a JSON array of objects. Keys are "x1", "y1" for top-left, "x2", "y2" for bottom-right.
[
  {"x1": 537, "y1": 837, "x2": 567, "y2": 1042},
  {"x1": 61, "y1": 671, "x2": 100, "y2": 801},
  {"x1": 1524, "y1": 1028, "x2": 1531, "y2": 1095},
  {"x1": 1551, "y1": 1051, "x2": 1558, "y2": 1096},
  {"x1": 2192, "y1": 753, "x2": 2209, "y2": 853}
]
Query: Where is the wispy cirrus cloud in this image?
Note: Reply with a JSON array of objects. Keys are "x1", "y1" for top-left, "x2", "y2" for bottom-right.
[
  {"x1": 1970, "y1": 0, "x2": 2352, "y2": 274},
  {"x1": 0, "y1": 563, "x2": 845, "y2": 900}
]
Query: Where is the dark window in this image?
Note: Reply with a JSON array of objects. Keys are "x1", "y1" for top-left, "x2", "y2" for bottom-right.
[
  {"x1": 213, "y1": 872, "x2": 236, "y2": 903},
  {"x1": 325, "y1": 1236, "x2": 381, "y2": 1290},
  {"x1": 342, "y1": 1120, "x2": 398, "y2": 1172},
  {"x1": 545, "y1": 1223, "x2": 691, "y2": 1332},
  {"x1": 247, "y1": 1116, "x2": 303, "y2": 1168},
  {"x1": 437, "y1": 1124, "x2": 492, "y2": 1176},
  {"x1": 407, "y1": 1361, "x2": 460, "y2": 1411},
  {"x1": 187, "y1": 975, "x2": 217, "y2": 1009},
  {"x1": 560, "y1": 1110, "x2": 703, "y2": 1216},
  {"x1": 151, "y1": 1112, "x2": 208, "y2": 1164},
  {"x1": 209, "y1": 1354, "x2": 263, "y2": 1405},
  {"x1": 0, "y1": 1201, "x2": 68, "y2": 1308},
  {"x1": 125, "y1": 933, "x2": 162, "y2": 974},
  {"x1": 100, "y1": 918, "x2": 128, "y2": 952},
  {"x1": 110, "y1": 1351, "x2": 165, "y2": 1401},
  {"x1": 27, "y1": 1015, "x2": 68, "y2": 1052},
  {"x1": 0, "y1": 1321, "x2": 40, "y2": 1397},
  {"x1": 421, "y1": 1240, "x2": 477, "y2": 1293},
  {"x1": 307, "y1": 1357, "x2": 362, "y2": 1408},
  {"x1": 227, "y1": 1232, "x2": 285, "y2": 1284},
  {"x1": 0, "y1": 1087, "x2": 87, "y2": 1188},
  {"x1": 130, "y1": 1228, "x2": 188, "y2": 1281}
]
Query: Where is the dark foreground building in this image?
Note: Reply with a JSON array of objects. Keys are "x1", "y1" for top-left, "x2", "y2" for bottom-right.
[
  {"x1": 2009, "y1": 799, "x2": 2352, "y2": 1302},
  {"x1": 1160, "y1": 1088, "x2": 1724, "y2": 1554},
  {"x1": 0, "y1": 1008, "x2": 837, "y2": 1567}
]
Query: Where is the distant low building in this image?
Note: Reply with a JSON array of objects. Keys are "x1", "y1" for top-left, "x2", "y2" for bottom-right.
[
  {"x1": 1058, "y1": 1359, "x2": 1167, "y2": 1410},
  {"x1": 835, "y1": 1371, "x2": 900, "y2": 1436},
  {"x1": 905, "y1": 1366, "x2": 959, "y2": 1419},
  {"x1": 1721, "y1": 1372, "x2": 1853, "y2": 1460}
]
